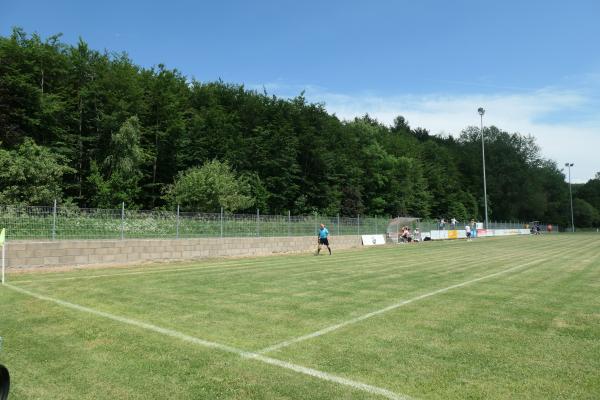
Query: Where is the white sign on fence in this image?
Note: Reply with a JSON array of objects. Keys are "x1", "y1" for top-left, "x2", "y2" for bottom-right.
[{"x1": 361, "y1": 234, "x2": 386, "y2": 246}]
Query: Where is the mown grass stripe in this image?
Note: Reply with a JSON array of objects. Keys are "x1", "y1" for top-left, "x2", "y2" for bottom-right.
[
  {"x1": 257, "y1": 239, "x2": 595, "y2": 354},
  {"x1": 4, "y1": 283, "x2": 412, "y2": 400}
]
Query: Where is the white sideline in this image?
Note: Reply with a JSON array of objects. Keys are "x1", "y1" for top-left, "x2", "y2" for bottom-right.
[
  {"x1": 258, "y1": 258, "x2": 544, "y2": 354},
  {"x1": 5, "y1": 284, "x2": 411, "y2": 400}
]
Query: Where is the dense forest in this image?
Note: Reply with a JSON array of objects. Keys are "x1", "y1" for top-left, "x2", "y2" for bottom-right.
[{"x1": 1, "y1": 28, "x2": 599, "y2": 227}]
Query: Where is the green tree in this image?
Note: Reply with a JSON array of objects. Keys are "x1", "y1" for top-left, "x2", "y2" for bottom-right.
[
  {"x1": 1, "y1": 28, "x2": 587, "y2": 221},
  {"x1": 447, "y1": 200, "x2": 469, "y2": 222},
  {"x1": 164, "y1": 160, "x2": 254, "y2": 212},
  {"x1": 88, "y1": 116, "x2": 147, "y2": 207},
  {"x1": 575, "y1": 173, "x2": 600, "y2": 216},
  {"x1": 239, "y1": 172, "x2": 269, "y2": 212},
  {"x1": 573, "y1": 198, "x2": 600, "y2": 228},
  {"x1": 0, "y1": 138, "x2": 74, "y2": 205}
]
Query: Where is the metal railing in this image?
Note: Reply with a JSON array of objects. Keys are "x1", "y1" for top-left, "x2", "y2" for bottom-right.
[
  {"x1": 0, "y1": 204, "x2": 561, "y2": 241},
  {"x1": 0, "y1": 204, "x2": 388, "y2": 241},
  {"x1": 418, "y1": 220, "x2": 551, "y2": 232}
]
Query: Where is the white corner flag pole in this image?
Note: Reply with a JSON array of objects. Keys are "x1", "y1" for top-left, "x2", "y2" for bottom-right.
[{"x1": 1, "y1": 228, "x2": 5, "y2": 284}]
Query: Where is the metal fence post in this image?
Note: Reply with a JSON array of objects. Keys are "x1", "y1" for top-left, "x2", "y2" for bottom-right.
[
  {"x1": 1, "y1": 240, "x2": 5, "y2": 284},
  {"x1": 220, "y1": 207, "x2": 224, "y2": 238},
  {"x1": 120, "y1": 202, "x2": 125, "y2": 240},
  {"x1": 375, "y1": 217, "x2": 378, "y2": 234},
  {"x1": 52, "y1": 199, "x2": 57, "y2": 240},
  {"x1": 288, "y1": 210, "x2": 291, "y2": 237},
  {"x1": 337, "y1": 213, "x2": 340, "y2": 236},
  {"x1": 357, "y1": 214, "x2": 360, "y2": 237},
  {"x1": 256, "y1": 209, "x2": 260, "y2": 237},
  {"x1": 176, "y1": 204, "x2": 180, "y2": 239}
]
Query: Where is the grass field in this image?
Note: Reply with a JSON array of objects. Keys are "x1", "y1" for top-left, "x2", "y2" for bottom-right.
[{"x1": 1, "y1": 234, "x2": 599, "y2": 399}]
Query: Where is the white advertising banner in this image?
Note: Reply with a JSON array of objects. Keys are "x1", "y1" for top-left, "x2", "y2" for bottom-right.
[
  {"x1": 430, "y1": 230, "x2": 448, "y2": 240},
  {"x1": 361, "y1": 234, "x2": 386, "y2": 246},
  {"x1": 429, "y1": 228, "x2": 530, "y2": 240}
]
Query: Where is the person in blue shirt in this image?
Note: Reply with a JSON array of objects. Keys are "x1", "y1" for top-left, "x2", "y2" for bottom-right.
[{"x1": 316, "y1": 223, "x2": 332, "y2": 255}]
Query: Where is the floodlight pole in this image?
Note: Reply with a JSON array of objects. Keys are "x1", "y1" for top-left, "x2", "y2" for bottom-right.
[
  {"x1": 478, "y1": 107, "x2": 489, "y2": 230},
  {"x1": 565, "y1": 163, "x2": 575, "y2": 232}
]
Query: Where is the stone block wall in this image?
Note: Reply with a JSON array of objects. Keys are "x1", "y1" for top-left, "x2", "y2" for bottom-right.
[{"x1": 4, "y1": 235, "x2": 362, "y2": 270}]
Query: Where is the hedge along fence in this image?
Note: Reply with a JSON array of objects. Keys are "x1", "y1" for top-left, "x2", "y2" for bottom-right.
[
  {"x1": 0, "y1": 204, "x2": 536, "y2": 241},
  {"x1": 0, "y1": 205, "x2": 391, "y2": 241}
]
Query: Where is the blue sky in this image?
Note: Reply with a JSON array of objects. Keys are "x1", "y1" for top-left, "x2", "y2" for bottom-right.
[{"x1": 2, "y1": 0, "x2": 599, "y2": 182}]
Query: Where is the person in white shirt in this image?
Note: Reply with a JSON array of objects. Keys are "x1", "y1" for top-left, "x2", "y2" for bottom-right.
[{"x1": 465, "y1": 224, "x2": 472, "y2": 241}]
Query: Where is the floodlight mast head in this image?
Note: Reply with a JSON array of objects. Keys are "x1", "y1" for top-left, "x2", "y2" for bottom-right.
[{"x1": 478, "y1": 106, "x2": 488, "y2": 229}]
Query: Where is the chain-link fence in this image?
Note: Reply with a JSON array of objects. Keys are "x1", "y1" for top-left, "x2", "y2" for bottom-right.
[
  {"x1": 0, "y1": 205, "x2": 392, "y2": 241},
  {"x1": 419, "y1": 219, "x2": 539, "y2": 232},
  {"x1": 0, "y1": 204, "x2": 561, "y2": 241}
]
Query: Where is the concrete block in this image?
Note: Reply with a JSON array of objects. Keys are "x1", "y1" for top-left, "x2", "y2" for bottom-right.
[
  {"x1": 58, "y1": 255, "x2": 77, "y2": 264},
  {"x1": 66, "y1": 241, "x2": 85, "y2": 249},
  {"x1": 127, "y1": 253, "x2": 141, "y2": 261},
  {"x1": 9, "y1": 250, "x2": 29, "y2": 259},
  {"x1": 6, "y1": 243, "x2": 27, "y2": 251},
  {"x1": 74, "y1": 255, "x2": 89, "y2": 264},
  {"x1": 58, "y1": 241, "x2": 75, "y2": 249},
  {"x1": 64, "y1": 248, "x2": 83, "y2": 256},
  {"x1": 48, "y1": 248, "x2": 67, "y2": 257},
  {"x1": 43, "y1": 256, "x2": 60, "y2": 265},
  {"x1": 23, "y1": 257, "x2": 45, "y2": 267},
  {"x1": 88, "y1": 255, "x2": 104, "y2": 264},
  {"x1": 94, "y1": 247, "x2": 114, "y2": 255},
  {"x1": 97, "y1": 240, "x2": 117, "y2": 248},
  {"x1": 33, "y1": 248, "x2": 51, "y2": 257},
  {"x1": 101, "y1": 254, "x2": 117, "y2": 263}
]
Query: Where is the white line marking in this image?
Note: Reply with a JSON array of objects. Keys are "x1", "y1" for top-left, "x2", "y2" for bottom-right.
[
  {"x1": 5, "y1": 284, "x2": 411, "y2": 400},
  {"x1": 258, "y1": 258, "x2": 544, "y2": 354}
]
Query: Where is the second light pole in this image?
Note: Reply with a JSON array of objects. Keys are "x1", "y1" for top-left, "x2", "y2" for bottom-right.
[
  {"x1": 478, "y1": 107, "x2": 489, "y2": 229},
  {"x1": 565, "y1": 162, "x2": 575, "y2": 232}
]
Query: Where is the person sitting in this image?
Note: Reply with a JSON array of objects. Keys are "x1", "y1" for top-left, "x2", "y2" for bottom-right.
[
  {"x1": 401, "y1": 226, "x2": 410, "y2": 243},
  {"x1": 413, "y1": 228, "x2": 421, "y2": 243}
]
